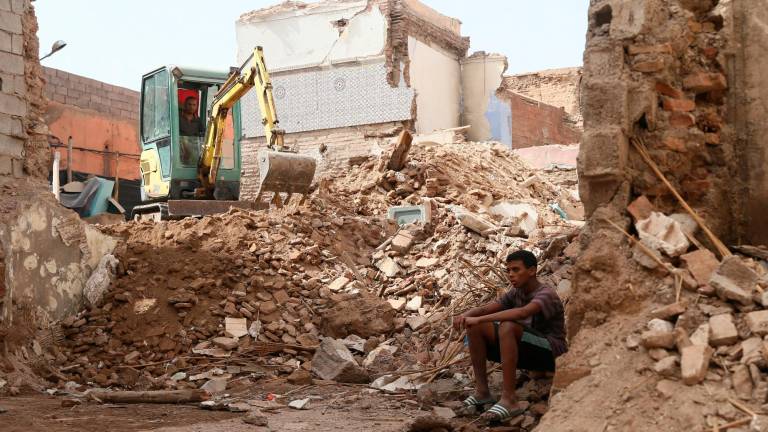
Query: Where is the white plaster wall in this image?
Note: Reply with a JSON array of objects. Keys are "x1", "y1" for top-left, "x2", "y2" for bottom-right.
[
  {"x1": 408, "y1": 37, "x2": 461, "y2": 133},
  {"x1": 236, "y1": 4, "x2": 388, "y2": 71},
  {"x1": 460, "y1": 54, "x2": 508, "y2": 141}
]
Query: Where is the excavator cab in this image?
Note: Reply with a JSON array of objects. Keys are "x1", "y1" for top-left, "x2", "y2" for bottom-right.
[{"x1": 135, "y1": 66, "x2": 244, "y2": 220}]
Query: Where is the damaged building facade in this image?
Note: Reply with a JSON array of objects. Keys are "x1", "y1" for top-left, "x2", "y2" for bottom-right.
[{"x1": 235, "y1": 0, "x2": 583, "y2": 200}]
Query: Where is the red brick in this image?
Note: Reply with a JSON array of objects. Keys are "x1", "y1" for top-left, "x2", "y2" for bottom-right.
[
  {"x1": 632, "y1": 59, "x2": 665, "y2": 73},
  {"x1": 683, "y1": 73, "x2": 727, "y2": 93},
  {"x1": 702, "y1": 47, "x2": 719, "y2": 59},
  {"x1": 670, "y1": 112, "x2": 696, "y2": 128},
  {"x1": 663, "y1": 136, "x2": 687, "y2": 152},
  {"x1": 627, "y1": 195, "x2": 654, "y2": 221},
  {"x1": 662, "y1": 97, "x2": 696, "y2": 112},
  {"x1": 655, "y1": 82, "x2": 685, "y2": 99},
  {"x1": 704, "y1": 132, "x2": 720, "y2": 145},
  {"x1": 628, "y1": 43, "x2": 673, "y2": 55}
]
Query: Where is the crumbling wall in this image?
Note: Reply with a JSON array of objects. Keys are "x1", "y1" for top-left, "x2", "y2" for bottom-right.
[
  {"x1": 502, "y1": 67, "x2": 583, "y2": 127},
  {"x1": 572, "y1": 0, "x2": 742, "y2": 340},
  {"x1": 0, "y1": 0, "x2": 29, "y2": 176},
  {"x1": 407, "y1": 37, "x2": 461, "y2": 133},
  {"x1": 498, "y1": 91, "x2": 582, "y2": 148},
  {"x1": 43, "y1": 67, "x2": 140, "y2": 180}
]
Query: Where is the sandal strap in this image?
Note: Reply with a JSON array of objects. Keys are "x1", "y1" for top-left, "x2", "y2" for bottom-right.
[
  {"x1": 463, "y1": 395, "x2": 495, "y2": 407},
  {"x1": 487, "y1": 404, "x2": 513, "y2": 418}
]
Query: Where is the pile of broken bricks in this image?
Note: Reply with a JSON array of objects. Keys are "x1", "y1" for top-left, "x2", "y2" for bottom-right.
[{"x1": 625, "y1": 195, "x2": 768, "y2": 416}]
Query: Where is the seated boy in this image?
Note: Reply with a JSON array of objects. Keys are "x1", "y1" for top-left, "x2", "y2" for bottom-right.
[{"x1": 453, "y1": 250, "x2": 567, "y2": 423}]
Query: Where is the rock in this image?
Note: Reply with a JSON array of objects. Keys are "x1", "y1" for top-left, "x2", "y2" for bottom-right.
[
  {"x1": 363, "y1": 345, "x2": 398, "y2": 369},
  {"x1": 648, "y1": 348, "x2": 670, "y2": 361},
  {"x1": 432, "y1": 406, "x2": 456, "y2": 419},
  {"x1": 387, "y1": 298, "x2": 406, "y2": 311},
  {"x1": 625, "y1": 334, "x2": 641, "y2": 350},
  {"x1": 653, "y1": 356, "x2": 678, "y2": 377},
  {"x1": 201, "y1": 378, "x2": 228, "y2": 394},
  {"x1": 328, "y1": 277, "x2": 351, "y2": 292},
  {"x1": 287, "y1": 369, "x2": 313, "y2": 385},
  {"x1": 456, "y1": 211, "x2": 497, "y2": 237},
  {"x1": 224, "y1": 317, "x2": 248, "y2": 338},
  {"x1": 681, "y1": 344, "x2": 714, "y2": 385},
  {"x1": 212, "y1": 337, "x2": 239, "y2": 351},
  {"x1": 747, "y1": 310, "x2": 768, "y2": 336},
  {"x1": 248, "y1": 320, "x2": 263, "y2": 338},
  {"x1": 376, "y1": 257, "x2": 401, "y2": 278},
  {"x1": 243, "y1": 410, "x2": 269, "y2": 426},
  {"x1": 551, "y1": 367, "x2": 592, "y2": 392},
  {"x1": 641, "y1": 330, "x2": 676, "y2": 349},
  {"x1": 415, "y1": 257, "x2": 439, "y2": 268},
  {"x1": 733, "y1": 364, "x2": 754, "y2": 400},
  {"x1": 681, "y1": 249, "x2": 720, "y2": 286},
  {"x1": 406, "y1": 296, "x2": 423, "y2": 312},
  {"x1": 648, "y1": 318, "x2": 675, "y2": 333},
  {"x1": 171, "y1": 372, "x2": 187, "y2": 381},
  {"x1": 406, "y1": 316, "x2": 428, "y2": 331},
  {"x1": 656, "y1": 379, "x2": 677, "y2": 398},
  {"x1": 636, "y1": 212, "x2": 690, "y2": 257},
  {"x1": 709, "y1": 314, "x2": 739, "y2": 347},
  {"x1": 650, "y1": 302, "x2": 687, "y2": 320},
  {"x1": 742, "y1": 338, "x2": 763, "y2": 365},
  {"x1": 633, "y1": 244, "x2": 662, "y2": 269},
  {"x1": 311, "y1": 338, "x2": 369, "y2": 383},
  {"x1": 391, "y1": 231, "x2": 415, "y2": 254},
  {"x1": 710, "y1": 256, "x2": 759, "y2": 306},
  {"x1": 690, "y1": 324, "x2": 710, "y2": 346},
  {"x1": 288, "y1": 398, "x2": 311, "y2": 410},
  {"x1": 259, "y1": 301, "x2": 278, "y2": 314}
]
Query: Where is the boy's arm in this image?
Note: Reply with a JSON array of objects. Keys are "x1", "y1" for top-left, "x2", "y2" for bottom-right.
[
  {"x1": 453, "y1": 301, "x2": 504, "y2": 330},
  {"x1": 469, "y1": 302, "x2": 541, "y2": 325}
]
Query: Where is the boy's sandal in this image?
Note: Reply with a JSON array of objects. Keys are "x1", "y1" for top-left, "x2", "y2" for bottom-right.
[
  {"x1": 482, "y1": 403, "x2": 525, "y2": 424},
  {"x1": 462, "y1": 395, "x2": 496, "y2": 409}
]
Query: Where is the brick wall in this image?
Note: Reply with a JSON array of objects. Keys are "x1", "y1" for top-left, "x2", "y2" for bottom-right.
[
  {"x1": 240, "y1": 121, "x2": 403, "y2": 201},
  {"x1": 502, "y1": 67, "x2": 583, "y2": 128},
  {"x1": 43, "y1": 67, "x2": 141, "y2": 180},
  {"x1": 42, "y1": 67, "x2": 139, "y2": 121},
  {"x1": 0, "y1": 0, "x2": 27, "y2": 176},
  {"x1": 499, "y1": 91, "x2": 581, "y2": 149}
]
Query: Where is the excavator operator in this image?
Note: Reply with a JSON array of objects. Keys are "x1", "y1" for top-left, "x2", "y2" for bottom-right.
[{"x1": 179, "y1": 95, "x2": 204, "y2": 165}]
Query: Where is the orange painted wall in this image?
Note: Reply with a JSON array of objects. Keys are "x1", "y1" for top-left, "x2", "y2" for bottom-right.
[{"x1": 45, "y1": 102, "x2": 141, "y2": 180}]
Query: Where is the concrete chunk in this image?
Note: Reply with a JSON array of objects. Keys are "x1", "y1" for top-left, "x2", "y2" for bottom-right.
[
  {"x1": 680, "y1": 344, "x2": 713, "y2": 385},
  {"x1": 742, "y1": 337, "x2": 763, "y2": 365},
  {"x1": 650, "y1": 303, "x2": 687, "y2": 320},
  {"x1": 390, "y1": 231, "x2": 415, "y2": 254},
  {"x1": 328, "y1": 277, "x2": 351, "y2": 292},
  {"x1": 456, "y1": 212, "x2": 497, "y2": 237},
  {"x1": 732, "y1": 364, "x2": 753, "y2": 400},
  {"x1": 710, "y1": 256, "x2": 758, "y2": 306},
  {"x1": 376, "y1": 257, "x2": 401, "y2": 278},
  {"x1": 653, "y1": 356, "x2": 677, "y2": 377},
  {"x1": 690, "y1": 323, "x2": 710, "y2": 346},
  {"x1": 311, "y1": 338, "x2": 369, "y2": 383},
  {"x1": 212, "y1": 337, "x2": 239, "y2": 351},
  {"x1": 746, "y1": 310, "x2": 768, "y2": 336},
  {"x1": 636, "y1": 212, "x2": 690, "y2": 257},
  {"x1": 708, "y1": 314, "x2": 739, "y2": 347}
]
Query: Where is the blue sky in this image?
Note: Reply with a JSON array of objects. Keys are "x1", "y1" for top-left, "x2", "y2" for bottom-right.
[{"x1": 36, "y1": 1, "x2": 588, "y2": 91}]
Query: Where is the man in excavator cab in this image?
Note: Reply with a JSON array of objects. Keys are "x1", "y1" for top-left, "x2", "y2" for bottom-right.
[{"x1": 179, "y1": 93, "x2": 204, "y2": 165}]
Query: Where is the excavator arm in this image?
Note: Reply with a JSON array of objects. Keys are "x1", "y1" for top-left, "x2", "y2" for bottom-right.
[{"x1": 196, "y1": 46, "x2": 285, "y2": 198}]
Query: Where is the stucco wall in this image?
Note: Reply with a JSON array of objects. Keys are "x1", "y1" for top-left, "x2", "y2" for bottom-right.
[
  {"x1": 2, "y1": 197, "x2": 117, "y2": 322},
  {"x1": 0, "y1": 0, "x2": 28, "y2": 176},
  {"x1": 460, "y1": 52, "x2": 508, "y2": 142},
  {"x1": 408, "y1": 37, "x2": 461, "y2": 133}
]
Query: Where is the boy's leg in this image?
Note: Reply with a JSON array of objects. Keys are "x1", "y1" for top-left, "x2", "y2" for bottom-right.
[
  {"x1": 467, "y1": 322, "x2": 497, "y2": 399},
  {"x1": 495, "y1": 321, "x2": 524, "y2": 410}
]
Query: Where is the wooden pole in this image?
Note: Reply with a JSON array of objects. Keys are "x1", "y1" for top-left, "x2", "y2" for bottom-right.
[
  {"x1": 52, "y1": 151, "x2": 60, "y2": 201},
  {"x1": 114, "y1": 151, "x2": 120, "y2": 201},
  {"x1": 66, "y1": 136, "x2": 73, "y2": 183},
  {"x1": 89, "y1": 389, "x2": 209, "y2": 404}
]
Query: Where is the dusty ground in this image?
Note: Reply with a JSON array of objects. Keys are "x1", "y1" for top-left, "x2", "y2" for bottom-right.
[{"x1": 0, "y1": 382, "x2": 422, "y2": 432}]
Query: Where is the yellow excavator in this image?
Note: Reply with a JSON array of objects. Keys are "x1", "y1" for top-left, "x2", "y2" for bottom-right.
[{"x1": 132, "y1": 47, "x2": 317, "y2": 220}]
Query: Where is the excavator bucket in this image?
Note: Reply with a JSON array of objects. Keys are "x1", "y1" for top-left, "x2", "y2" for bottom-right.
[{"x1": 256, "y1": 149, "x2": 317, "y2": 203}]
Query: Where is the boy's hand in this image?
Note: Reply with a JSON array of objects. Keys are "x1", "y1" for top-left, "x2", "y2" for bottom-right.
[
  {"x1": 464, "y1": 316, "x2": 480, "y2": 327},
  {"x1": 452, "y1": 314, "x2": 466, "y2": 330}
]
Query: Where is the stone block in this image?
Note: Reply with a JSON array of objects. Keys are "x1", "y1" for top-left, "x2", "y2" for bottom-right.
[
  {"x1": 710, "y1": 256, "x2": 758, "y2": 306},
  {"x1": 746, "y1": 310, "x2": 768, "y2": 336},
  {"x1": 0, "y1": 0, "x2": 10, "y2": 11},
  {"x1": 0, "y1": 10, "x2": 21, "y2": 34},
  {"x1": 681, "y1": 249, "x2": 719, "y2": 286},
  {"x1": 582, "y1": 42, "x2": 625, "y2": 80},
  {"x1": 390, "y1": 231, "x2": 415, "y2": 254},
  {"x1": 311, "y1": 338, "x2": 369, "y2": 383},
  {"x1": 732, "y1": 364, "x2": 753, "y2": 400},
  {"x1": 577, "y1": 127, "x2": 628, "y2": 179},
  {"x1": 641, "y1": 330, "x2": 676, "y2": 349},
  {"x1": 708, "y1": 314, "x2": 738, "y2": 347},
  {"x1": 680, "y1": 344, "x2": 713, "y2": 385},
  {"x1": 683, "y1": 72, "x2": 727, "y2": 93},
  {"x1": 582, "y1": 81, "x2": 628, "y2": 130},
  {"x1": 0, "y1": 91, "x2": 26, "y2": 117}
]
